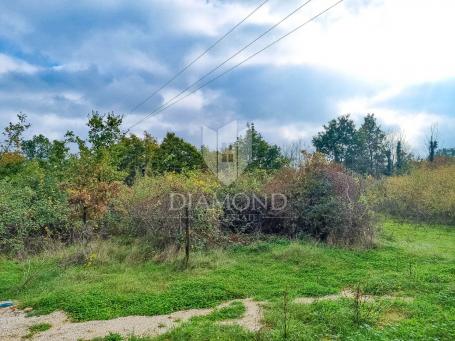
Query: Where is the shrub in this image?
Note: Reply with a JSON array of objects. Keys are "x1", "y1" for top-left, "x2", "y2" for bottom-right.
[
  {"x1": 0, "y1": 162, "x2": 70, "y2": 254},
  {"x1": 219, "y1": 169, "x2": 272, "y2": 234},
  {"x1": 220, "y1": 154, "x2": 374, "y2": 247},
  {"x1": 113, "y1": 172, "x2": 223, "y2": 252},
  {"x1": 370, "y1": 162, "x2": 455, "y2": 224},
  {"x1": 264, "y1": 153, "x2": 375, "y2": 247}
]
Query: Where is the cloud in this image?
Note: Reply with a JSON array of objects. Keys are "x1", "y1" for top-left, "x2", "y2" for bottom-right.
[
  {"x1": 337, "y1": 79, "x2": 455, "y2": 154},
  {"x1": 0, "y1": 53, "x2": 38, "y2": 74},
  {"x1": 248, "y1": 0, "x2": 455, "y2": 86},
  {"x1": 0, "y1": 0, "x2": 454, "y2": 153}
]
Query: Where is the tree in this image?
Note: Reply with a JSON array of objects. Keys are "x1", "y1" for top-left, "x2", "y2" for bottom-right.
[
  {"x1": 0, "y1": 152, "x2": 25, "y2": 179},
  {"x1": 113, "y1": 132, "x2": 158, "y2": 185},
  {"x1": 312, "y1": 115, "x2": 357, "y2": 166},
  {"x1": 385, "y1": 149, "x2": 393, "y2": 176},
  {"x1": 0, "y1": 114, "x2": 31, "y2": 179},
  {"x1": 428, "y1": 126, "x2": 438, "y2": 162},
  {"x1": 23, "y1": 134, "x2": 70, "y2": 168},
  {"x1": 87, "y1": 111, "x2": 123, "y2": 153},
  {"x1": 437, "y1": 148, "x2": 455, "y2": 158},
  {"x1": 355, "y1": 114, "x2": 387, "y2": 176},
  {"x1": 1, "y1": 113, "x2": 30, "y2": 153},
  {"x1": 151, "y1": 132, "x2": 204, "y2": 174},
  {"x1": 246, "y1": 123, "x2": 288, "y2": 171},
  {"x1": 395, "y1": 140, "x2": 405, "y2": 173},
  {"x1": 65, "y1": 150, "x2": 124, "y2": 227},
  {"x1": 313, "y1": 114, "x2": 390, "y2": 176},
  {"x1": 59, "y1": 112, "x2": 126, "y2": 222}
]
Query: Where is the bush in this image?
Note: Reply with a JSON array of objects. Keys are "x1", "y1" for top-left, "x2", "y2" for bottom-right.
[
  {"x1": 112, "y1": 172, "x2": 223, "y2": 252},
  {"x1": 265, "y1": 154, "x2": 375, "y2": 247},
  {"x1": 221, "y1": 154, "x2": 375, "y2": 247},
  {"x1": 370, "y1": 162, "x2": 455, "y2": 224},
  {"x1": 0, "y1": 162, "x2": 70, "y2": 254},
  {"x1": 219, "y1": 169, "x2": 273, "y2": 234}
]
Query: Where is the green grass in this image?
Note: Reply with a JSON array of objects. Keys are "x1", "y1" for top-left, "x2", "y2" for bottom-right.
[
  {"x1": 205, "y1": 300, "x2": 246, "y2": 321},
  {"x1": 1, "y1": 220, "x2": 454, "y2": 340},
  {"x1": 24, "y1": 322, "x2": 52, "y2": 339}
]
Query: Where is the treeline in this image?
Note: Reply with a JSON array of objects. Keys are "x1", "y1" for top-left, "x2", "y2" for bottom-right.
[
  {"x1": 313, "y1": 114, "x2": 414, "y2": 176},
  {"x1": 0, "y1": 112, "x2": 291, "y2": 254},
  {"x1": 0, "y1": 111, "x2": 453, "y2": 255}
]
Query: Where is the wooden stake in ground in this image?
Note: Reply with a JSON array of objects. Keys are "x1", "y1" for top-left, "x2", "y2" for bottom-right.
[{"x1": 184, "y1": 205, "x2": 190, "y2": 268}]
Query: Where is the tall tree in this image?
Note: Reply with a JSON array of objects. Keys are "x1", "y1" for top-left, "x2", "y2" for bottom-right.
[
  {"x1": 395, "y1": 140, "x2": 405, "y2": 172},
  {"x1": 65, "y1": 149, "x2": 124, "y2": 227},
  {"x1": 246, "y1": 123, "x2": 288, "y2": 171},
  {"x1": 0, "y1": 114, "x2": 31, "y2": 179},
  {"x1": 113, "y1": 132, "x2": 158, "y2": 185},
  {"x1": 312, "y1": 115, "x2": 357, "y2": 166},
  {"x1": 23, "y1": 134, "x2": 70, "y2": 167},
  {"x1": 1, "y1": 113, "x2": 30, "y2": 153},
  {"x1": 428, "y1": 126, "x2": 438, "y2": 162},
  {"x1": 87, "y1": 111, "x2": 123, "y2": 153},
  {"x1": 355, "y1": 114, "x2": 387, "y2": 176},
  {"x1": 151, "y1": 132, "x2": 204, "y2": 174}
]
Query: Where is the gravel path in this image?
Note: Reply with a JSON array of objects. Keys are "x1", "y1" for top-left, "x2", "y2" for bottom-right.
[
  {"x1": 0, "y1": 291, "x2": 412, "y2": 340},
  {"x1": 0, "y1": 299, "x2": 263, "y2": 340}
]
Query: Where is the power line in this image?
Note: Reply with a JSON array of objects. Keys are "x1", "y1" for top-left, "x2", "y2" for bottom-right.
[
  {"x1": 127, "y1": 0, "x2": 269, "y2": 116},
  {"x1": 126, "y1": 0, "x2": 314, "y2": 132},
  {"x1": 126, "y1": 0, "x2": 343, "y2": 131}
]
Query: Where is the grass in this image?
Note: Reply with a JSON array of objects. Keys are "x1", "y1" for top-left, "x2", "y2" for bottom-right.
[
  {"x1": 205, "y1": 300, "x2": 246, "y2": 321},
  {"x1": 1, "y1": 220, "x2": 455, "y2": 339},
  {"x1": 24, "y1": 322, "x2": 51, "y2": 339}
]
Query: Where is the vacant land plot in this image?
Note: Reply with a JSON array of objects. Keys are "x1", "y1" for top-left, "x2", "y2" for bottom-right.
[{"x1": 1, "y1": 220, "x2": 454, "y2": 340}]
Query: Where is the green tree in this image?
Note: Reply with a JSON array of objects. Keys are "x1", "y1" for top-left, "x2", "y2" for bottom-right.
[
  {"x1": 312, "y1": 115, "x2": 357, "y2": 166},
  {"x1": 428, "y1": 127, "x2": 438, "y2": 162},
  {"x1": 313, "y1": 114, "x2": 389, "y2": 176},
  {"x1": 113, "y1": 132, "x2": 158, "y2": 185},
  {"x1": 355, "y1": 114, "x2": 387, "y2": 176},
  {"x1": 395, "y1": 140, "x2": 411, "y2": 174},
  {"x1": 246, "y1": 123, "x2": 288, "y2": 171},
  {"x1": 87, "y1": 111, "x2": 123, "y2": 152},
  {"x1": 0, "y1": 152, "x2": 26, "y2": 179},
  {"x1": 23, "y1": 135, "x2": 70, "y2": 169},
  {"x1": 151, "y1": 132, "x2": 204, "y2": 174},
  {"x1": 437, "y1": 148, "x2": 455, "y2": 158},
  {"x1": 0, "y1": 161, "x2": 70, "y2": 253},
  {"x1": 1, "y1": 113, "x2": 30, "y2": 153},
  {"x1": 385, "y1": 149, "x2": 393, "y2": 176}
]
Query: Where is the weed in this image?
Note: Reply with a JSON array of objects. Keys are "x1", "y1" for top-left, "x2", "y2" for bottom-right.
[{"x1": 24, "y1": 322, "x2": 51, "y2": 339}]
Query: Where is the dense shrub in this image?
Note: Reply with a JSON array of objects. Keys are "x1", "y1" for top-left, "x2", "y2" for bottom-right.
[
  {"x1": 0, "y1": 162, "x2": 70, "y2": 254},
  {"x1": 370, "y1": 162, "x2": 455, "y2": 224},
  {"x1": 220, "y1": 154, "x2": 375, "y2": 247},
  {"x1": 112, "y1": 172, "x2": 223, "y2": 252},
  {"x1": 265, "y1": 154, "x2": 375, "y2": 247},
  {"x1": 219, "y1": 169, "x2": 272, "y2": 234}
]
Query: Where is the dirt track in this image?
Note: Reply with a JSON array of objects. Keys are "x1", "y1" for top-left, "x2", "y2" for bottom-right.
[{"x1": 0, "y1": 291, "x2": 412, "y2": 340}]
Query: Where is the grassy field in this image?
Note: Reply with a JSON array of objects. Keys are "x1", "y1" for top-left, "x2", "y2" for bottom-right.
[{"x1": 1, "y1": 220, "x2": 454, "y2": 340}]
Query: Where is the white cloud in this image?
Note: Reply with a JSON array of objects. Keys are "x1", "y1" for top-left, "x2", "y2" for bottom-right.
[
  {"x1": 170, "y1": 0, "x2": 275, "y2": 37},
  {"x1": 241, "y1": 0, "x2": 455, "y2": 86},
  {"x1": 0, "y1": 54, "x2": 39, "y2": 75},
  {"x1": 253, "y1": 119, "x2": 321, "y2": 147},
  {"x1": 1, "y1": 0, "x2": 454, "y2": 152}
]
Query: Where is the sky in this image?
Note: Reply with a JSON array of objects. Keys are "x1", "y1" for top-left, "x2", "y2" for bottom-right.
[{"x1": 1, "y1": 0, "x2": 454, "y2": 155}]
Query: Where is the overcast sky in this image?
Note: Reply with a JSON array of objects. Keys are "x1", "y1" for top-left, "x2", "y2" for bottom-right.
[{"x1": 1, "y1": 0, "x2": 454, "y2": 154}]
